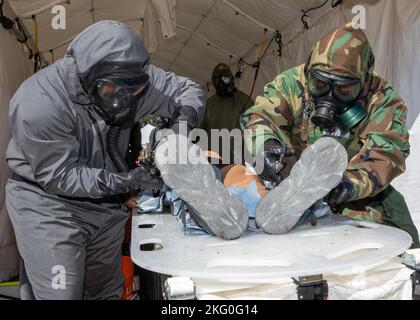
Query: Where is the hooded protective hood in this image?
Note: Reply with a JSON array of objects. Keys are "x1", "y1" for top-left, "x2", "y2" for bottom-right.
[
  {"x1": 211, "y1": 63, "x2": 237, "y2": 97},
  {"x1": 60, "y1": 20, "x2": 150, "y2": 105},
  {"x1": 305, "y1": 23, "x2": 375, "y2": 100}
]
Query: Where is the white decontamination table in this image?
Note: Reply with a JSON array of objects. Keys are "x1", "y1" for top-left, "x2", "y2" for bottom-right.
[{"x1": 131, "y1": 213, "x2": 412, "y2": 288}]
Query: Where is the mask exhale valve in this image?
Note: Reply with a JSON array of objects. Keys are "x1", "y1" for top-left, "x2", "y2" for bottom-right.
[{"x1": 311, "y1": 103, "x2": 338, "y2": 130}]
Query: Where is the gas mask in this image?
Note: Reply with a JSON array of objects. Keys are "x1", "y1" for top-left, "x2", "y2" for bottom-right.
[
  {"x1": 308, "y1": 69, "x2": 367, "y2": 130},
  {"x1": 214, "y1": 74, "x2": 237, "y2": 97},
  {"x1": 212, "y1": 63, "x2": 237, "y2": 98},
  {"x1": 84, "y1": 61, "x2": 150, "y2": 126}
]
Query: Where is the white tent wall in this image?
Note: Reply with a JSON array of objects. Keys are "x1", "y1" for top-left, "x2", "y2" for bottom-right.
[{"x1": 0, "y1": 5, "x2": 32, "y2": 281}]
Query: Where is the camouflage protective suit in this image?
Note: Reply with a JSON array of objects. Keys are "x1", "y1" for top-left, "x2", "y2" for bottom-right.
[{"x1": 241, "y1": 24, "x2": 419, "y2": 247}]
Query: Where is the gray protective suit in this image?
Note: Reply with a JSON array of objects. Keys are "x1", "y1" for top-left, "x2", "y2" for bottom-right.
[{"x1": 5, "y1": 20, "x2": 205, "y2": 299}]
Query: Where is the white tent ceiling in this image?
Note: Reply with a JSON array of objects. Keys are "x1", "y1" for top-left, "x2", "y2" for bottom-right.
[
  {"x1": 6, "y1": 0, "x2": 339, "y2": 91},
  {"x1": 4, "y1": 0, "x2": 420, "y2": 128}
]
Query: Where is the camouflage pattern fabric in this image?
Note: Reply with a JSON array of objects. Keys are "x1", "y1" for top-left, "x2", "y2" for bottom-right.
[{"x1": 241, "y1": 23, "x2": 415, "y2": 234}]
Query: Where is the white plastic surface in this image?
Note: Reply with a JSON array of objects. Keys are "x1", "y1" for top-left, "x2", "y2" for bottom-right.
[{"x1": 131, "y1": 214, "x2": 413, "y2": 283}]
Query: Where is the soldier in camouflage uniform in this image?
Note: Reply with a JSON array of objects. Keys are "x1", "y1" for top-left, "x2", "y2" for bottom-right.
[{"x1": 241, "y1": 23, "x2": 419, "y2": 247}]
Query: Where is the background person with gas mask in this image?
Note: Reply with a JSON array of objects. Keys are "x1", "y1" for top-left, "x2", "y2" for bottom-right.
[
  {"x1": 201, "y1": 63, "x2": 254, "y2": 165},
  {"x1": 241, "y1": 23, "x2": 419, "y2": 248},
  {"x1": 5, "y1": 20, "x2": 205, "y2": 299}
]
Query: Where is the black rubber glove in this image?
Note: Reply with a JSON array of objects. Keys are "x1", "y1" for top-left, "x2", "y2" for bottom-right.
[
  {"x1": 95, "y1": 164, "x2": 163, "y2": 197},
  {"x1": 126, "y1": 164, "x2": 163, "y2": 191},
  {"x1": 140, "y1": 151, "x2": 161, "y2": 179},
  {"x1": 325, "y1": 175, "x2": 354, "y2": 208},
  {"x1": 168, "y1": 105, "x2": 199, "y2": 137},
  {"x1": 259, "y1": 139, "x2": 295, "y2": 185},
  {"x1": 149, "y1": 105, "x2": 199, "y2": 151},
  {"x1": 150, "y1": 105, "x2": 199, "y2": 155}
]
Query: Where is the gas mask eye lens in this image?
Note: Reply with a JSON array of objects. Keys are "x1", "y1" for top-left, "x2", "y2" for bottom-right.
[
  {"x1": 96, "y1": 74, "x2": 149, "y2": 100},
  {"x1": 309, "y1": 69, "x2": 361, "y2": 102},
  {"x1": 333, "y1": 83, "x2": 361, "y2": 103},
  {"x1": 308, "y1": 71, "x2": 330, "y2": 97},
  {"x1": 97, "y1": 80, "x2": 120, "y2": 99}
]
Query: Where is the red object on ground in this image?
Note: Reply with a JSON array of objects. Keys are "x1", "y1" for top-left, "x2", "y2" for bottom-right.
[
  {"x1": 121, "y1": 213, "x2": 134, "y2": 300},
  {"x1": 121, "y1": 255, "x2": 135, "y2": 300}
]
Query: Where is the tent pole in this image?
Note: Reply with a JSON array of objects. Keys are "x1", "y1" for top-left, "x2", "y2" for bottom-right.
[
  {"x1": 2, "y1": 0, "x2": 48, "y2": 68},
  {"x1": 16, "y1": 0, "x2": 68, "y2": 20}
]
